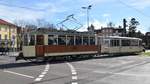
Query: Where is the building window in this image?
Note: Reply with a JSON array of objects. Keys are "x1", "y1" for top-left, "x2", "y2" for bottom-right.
[
  {"x1": 5, "y1": 35, "x2": 7, "y2": 40},
  {"x1": 5, "y1": 27, "x2": 7, "y2": 31},
  {"x1": 0, "y1": 34, "x2": 1, "y2": 40}
]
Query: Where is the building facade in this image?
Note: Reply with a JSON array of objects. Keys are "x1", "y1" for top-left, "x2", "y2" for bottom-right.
[
  {"x1": 95, "y1": 27, "x2": 124, "y2": 36},
  {"x1": 0, "y1": 19, "x2": 18, "y2": 50}
]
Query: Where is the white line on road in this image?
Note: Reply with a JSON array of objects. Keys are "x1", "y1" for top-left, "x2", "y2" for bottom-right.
[
  {"x1": 66, "y1": 62, "x2": 78, "y2": 84},
  {"x1": 4, "y1": 70, "x2": 35, "y2": 79},
  {"x1": 34, "y1": 63, "x2": 50, "y2": 82},
  {"x1": 72, "y1": 76, "x2": 78, "y2": 80},
  {"x1": 72, "y1": 82, "x2": 78, "y2": 84}
]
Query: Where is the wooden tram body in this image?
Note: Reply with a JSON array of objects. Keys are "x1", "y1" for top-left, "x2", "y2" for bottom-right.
[{"x1": 18, "y1": 29, "x2": 98, "y2": 60}]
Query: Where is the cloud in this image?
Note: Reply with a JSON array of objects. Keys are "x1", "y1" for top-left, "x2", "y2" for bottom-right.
[
  {"x1": 78, "y1": 19, "x2": 106, "y2": 31},
  {"x1": 128, "y1": 0, "x2": 150, "y2": 9},
  {"x1": 0, "y1": 0, "x2": 69, "y2": 23},
  {"x1": 102, "y1": 13, "x2": 110, "y2": 17}
]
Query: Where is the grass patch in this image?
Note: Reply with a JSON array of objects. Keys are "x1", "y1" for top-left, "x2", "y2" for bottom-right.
[{"x1": 142, "y1": 52, "x2": 150, "y2": 56}]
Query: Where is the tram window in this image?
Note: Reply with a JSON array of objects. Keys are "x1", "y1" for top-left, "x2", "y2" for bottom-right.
[
  {"x1": 67, "y1": 36, "x2": 74, "y2": 45},
  {"x1": 24, "y1": 35, "x2": 28, "y2": 46},
  {"x1": 48, "y1": 35, "x2": 57, "y2": 45},
  {"x1": 90, "y1": 37, "x2": 95, "y2": 45},
  {"x1": 36, "y1": 35, "x2": 44, "y2": 45},
  {"x1": 139, "y1": 40, "x2": 142, "y2": 46},
  {"x1": 130, "y1": 40, "x2": 138, "y2": 46},
  {"x1": 76, "y1": 36, "x2": 82, "y2": 45},
  {"x1": 29, "y1": 35, "x2": 35, "y2": 46},
  {"x1": 110, "y1": 40, "x2": 119, "y2": 46},
  {"x1": 83, "y1": 37, "x2": 89, "y2": 45},
  {"x1": 58, "y1": 35, "x2": 66, "y2": 45},
  {"x1": 121, "y1": 40, "x2": 130, "y2": 46},
  {"x1": 104, "y1": 39, "x2": 109, "y2": 45}
]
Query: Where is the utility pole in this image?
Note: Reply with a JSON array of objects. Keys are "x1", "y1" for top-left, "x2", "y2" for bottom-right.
[{"x1": 82, "y1": 5, "x2": 92, "y2": 31}]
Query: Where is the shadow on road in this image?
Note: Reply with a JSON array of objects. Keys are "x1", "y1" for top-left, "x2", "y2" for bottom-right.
[{"x1": 0, "y1": 54, "x2": 139, "y2": 69}]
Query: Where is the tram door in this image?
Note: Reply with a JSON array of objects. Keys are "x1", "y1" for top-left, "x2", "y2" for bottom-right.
[{"x1": 36, "y1": 35, "x2": 44, "y2": 57}]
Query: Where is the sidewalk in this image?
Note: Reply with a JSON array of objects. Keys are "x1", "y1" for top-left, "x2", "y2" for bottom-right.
[{"x1": 8, "y1": 52, "x2": 19, "y2": 57}]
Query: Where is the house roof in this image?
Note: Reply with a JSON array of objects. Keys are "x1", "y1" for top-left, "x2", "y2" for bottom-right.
[{"x1": 0, "y1": 19, "x2": 16, "y2": 26}]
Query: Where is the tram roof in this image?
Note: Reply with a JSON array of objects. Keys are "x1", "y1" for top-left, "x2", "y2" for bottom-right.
[
  {"x1": 98, "y1": 36, "x2": 142, "y2": 40},
  {"x1": 25, "y1": 29, "x2": 95, "y2": 36}
]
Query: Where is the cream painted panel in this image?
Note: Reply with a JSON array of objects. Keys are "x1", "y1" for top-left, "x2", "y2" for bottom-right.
[{"x1": 23, "y1": 46, "x2": 35, "y2": 57}]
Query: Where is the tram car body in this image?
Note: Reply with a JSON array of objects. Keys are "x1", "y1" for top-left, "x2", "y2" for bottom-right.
[
  {"x1": 98, "y1": 36, "x2": 144, "y2": 55},
  {"x1": 16, "y1": 29, "x2": 98, "y2": 61},
  {"x1": 16, "y1": 29, "x2": 144, "y2": 61}
]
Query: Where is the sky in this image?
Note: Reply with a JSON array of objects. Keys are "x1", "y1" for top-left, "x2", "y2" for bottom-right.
[{"x1": 0, "y1": 0, "x2": 150, "y2": 33}]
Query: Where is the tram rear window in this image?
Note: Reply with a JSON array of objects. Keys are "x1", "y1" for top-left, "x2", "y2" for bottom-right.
[
  {"x1": 110, "y1": 40, "x2": 120, "y2": 46},
  {"x1": 121, "y1": 40, "x2": 130, "y2": 46},
  {"x1": 130, "y1": 40, "x2": 138, "y2": 46}
]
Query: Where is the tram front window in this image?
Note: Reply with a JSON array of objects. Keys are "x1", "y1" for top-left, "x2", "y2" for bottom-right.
[
  {"x1": 24, "y1": 35, "x2": 28, "y2": 46},
  {"x1": 29, "y1": 35, "x2": 35, "y2": 46}
]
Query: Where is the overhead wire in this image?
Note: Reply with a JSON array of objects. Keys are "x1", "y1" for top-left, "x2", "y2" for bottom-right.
[
  {"x1": 0, "y1": 1, "x2": 45, "y2": 11},
  {"x1": 117, "y1": 0, "x2": 150, "y2": 19}
]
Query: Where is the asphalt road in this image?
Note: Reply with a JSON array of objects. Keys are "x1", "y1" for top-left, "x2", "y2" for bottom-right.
[{"x1": 0, "y1": 54, "x2": 150, "y2": 84}]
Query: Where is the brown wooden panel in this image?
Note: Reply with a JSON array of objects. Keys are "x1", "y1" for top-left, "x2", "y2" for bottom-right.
[
  {"x1": 44, "y1": 45, "x2": 98, "y2": 53},
  {"x1": 36, "y1": 45, "x2": 44, "y2": 57}
]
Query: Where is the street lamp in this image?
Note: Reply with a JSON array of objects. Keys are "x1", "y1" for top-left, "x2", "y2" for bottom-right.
[{"x1": 82, "y1": 5, "x2": 92, "y2": 31}]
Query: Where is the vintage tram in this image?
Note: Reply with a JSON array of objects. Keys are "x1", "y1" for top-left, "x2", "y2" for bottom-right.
[
  {"x1": 16, "y1": 29, "x2": 98, "y2": 61},
  {"x1": 98, "y1": 36, "x2": 144, "y2": 55},
  {"x1": 16, "y1": 29, "x2": 144, "y2": 61}
]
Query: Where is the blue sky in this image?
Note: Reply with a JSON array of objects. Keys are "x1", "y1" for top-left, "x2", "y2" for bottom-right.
[{"x1": 0, "y1": 0, "x2": 150, "y2": 33}]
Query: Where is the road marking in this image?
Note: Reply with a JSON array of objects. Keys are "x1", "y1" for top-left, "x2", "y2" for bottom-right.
[
  {"x1": 72, "y1": 76, "x2": 77, "y2": 80},
  {"x1": 34, "y1": 63, "x2": 50, "y2": 82},
  {"x1": 66, "y1": 62, "x2": 78, "y2": 84},
  {"x1": 72, "y1": 72, "x2": 77, "y2": 75},
  {"x1": 4, "y1": 70, "x2": 34, "y2": 79},
  {"x1": 72, "y1": 82, "x2": 78, "y2": 84},
  {"x1": 41, "y1": 72, "x2": 47, "y2": 75}
]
